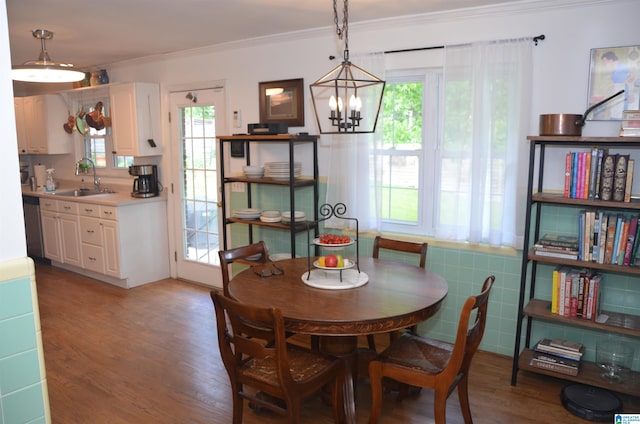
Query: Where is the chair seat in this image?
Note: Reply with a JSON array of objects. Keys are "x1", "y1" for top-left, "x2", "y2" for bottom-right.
[
  {"x1": 379, "y1": 333, "x2": 453, "y2": 374},
  {"x1": 242, "y1": 344, "x2": 336, "y2": 385}
]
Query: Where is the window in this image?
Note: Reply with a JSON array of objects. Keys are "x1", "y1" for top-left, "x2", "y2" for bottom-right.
[
  {"x1": 378, "y1": 69, "x2": 442, "y2": 235},
  {"x1": 82, "y1": 102, "x2": 133, "y2": 172}
]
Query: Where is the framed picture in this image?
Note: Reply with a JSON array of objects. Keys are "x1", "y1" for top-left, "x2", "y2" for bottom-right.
[
  {"x1": 587, "y1": 45, "x2": 640, "y2": 120},
  {"x1": 259, "y1": 78, "x2": 304, "y2": 126}
]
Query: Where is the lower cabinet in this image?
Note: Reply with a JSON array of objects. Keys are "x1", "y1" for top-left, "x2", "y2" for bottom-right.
[
  {"x1": 40, "y1": 199, "x2": 83, "y2": 267},
  {"x1": 42, "y1": 198, "x2": 169, "y2": 288}
]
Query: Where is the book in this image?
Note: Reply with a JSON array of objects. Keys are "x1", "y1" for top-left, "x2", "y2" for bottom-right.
[
  {"x1": 530, "y1": 357, "x2": 580, "y2": 376},
  {"x1": 617, "y1": 219, "x2": 630, "y2": 265},
  {"x1": 625, "y1": 159, "x2": 635, "y2": 202},
  {"x1": 592, "y1": 211, "x2": 601, "y2": 262},
  {"x1": 594, "y1": 148, "x2": 606, "y2": 200},
  {"x1": 534, "y1": 249, "x2": 579, "y2": 260},
  {"x1": 612, "y1": 154, "x2": 629, "y2": 202},
  {"x1": 535, "y1": 338, "x2": 584, "y2": 359},
  {"x1": 535, "y1": 234, "x2": 579, "y2": 249},
  {"x1": 604, "y1": 216, "x2": 617, "y2": 264},
  {"x1": 584, "y1": 151, "x2": 591, "y2": 199},
  {"x1": 551, "y1": 267, "x2": 559, "y2": 314},
  {"x1": 589, "y1": 147, "x2": 598, "y2": 199},
  {"x1": 531, "y1": 350, "x2": 581, "y2": 368},
  {"x1": 623, "y1": 216, "x2": 638, "y2": 266},
  {"x1": 598, "y1": 213, "x2": 609, "y2": 264},
  {"x1": 564, "y1": 152, "x2": 572, "y2": 198},
  {"x1": 599, "y1": 153, "x2": 616, "y2": 201},
  {"x1": 572, "y1": 152, "x2": 579, "y2": 198},
  {"x1": 632, "y1": 219, "x2": 640, "y2": 265}
]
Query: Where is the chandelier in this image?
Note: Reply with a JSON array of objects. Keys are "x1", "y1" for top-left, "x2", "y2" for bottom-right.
[
  {"x1": 309, "y1": 0, "x2": 385, "y2": 134},
  {"x1": 12, "y1": 29, "x2": 85, "y2": 83}
]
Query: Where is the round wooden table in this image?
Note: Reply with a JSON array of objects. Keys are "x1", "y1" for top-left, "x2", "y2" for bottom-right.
[{"x1": 228, "y1": 257, "x2": 448, "y2": 355}]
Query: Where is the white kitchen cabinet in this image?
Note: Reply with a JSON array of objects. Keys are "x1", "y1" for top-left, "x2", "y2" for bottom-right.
[
  {"x1": 16, "y1": 95, "x2": 72, "y2": 155},
  {"x1": 70, "y1": 198, "x2": 168, "y2": 288},
  {"x1": 14, "y1": 97, "x2": 27, "y2": 154},
  {"x1": 109, "y1": 82, "x2": 162, "y2": 157},
  {"x1": 40, "y1": 199, "x2": 83, "y2": 267},
  {"x1": 78, "y1": 204, "x2": 120, "y2": 277}
]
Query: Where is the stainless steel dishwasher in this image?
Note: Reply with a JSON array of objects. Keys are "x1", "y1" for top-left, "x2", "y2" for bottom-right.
[{"x1": 23, "y1": 194, "x2": 48, "y2": 262}]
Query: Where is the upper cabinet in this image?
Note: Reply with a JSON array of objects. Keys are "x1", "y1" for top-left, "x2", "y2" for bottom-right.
[
  {"x1": 15, "y1": 95, "x2": 72, "y2": 155},
  {"x1": 109, "y1": 83, "x2": 162, "y2": 157}
]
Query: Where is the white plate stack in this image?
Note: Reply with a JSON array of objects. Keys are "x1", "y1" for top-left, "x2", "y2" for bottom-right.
[
  {"x1": 260, "y1": 210, "x2": 281, "y2": 223},
  {"x1": 281, "y1": 211, "x2": 306, "y2": 223},
  {"x1": 264, "y1": 162, "x2": 301, "y2": 180},
  {"x1": 232, "y1": 208, "x2": 261, "y2": 219},
  {"x1": 243, "y1": 165, "x2": 264, "y2": 178}
]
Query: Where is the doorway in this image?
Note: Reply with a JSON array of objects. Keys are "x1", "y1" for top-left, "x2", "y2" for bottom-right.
[{"x1": 169, "y1": 86, "x2": 226, "y2": 286}]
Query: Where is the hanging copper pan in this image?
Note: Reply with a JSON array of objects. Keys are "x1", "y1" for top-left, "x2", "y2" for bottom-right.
[{"x1": 539, "y1": 89, "x2": 625, "y2": 136}]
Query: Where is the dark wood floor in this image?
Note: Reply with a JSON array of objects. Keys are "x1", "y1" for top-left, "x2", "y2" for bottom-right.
[{"x1": 35, "y1": 263, "x2": 639, "y2": 423}]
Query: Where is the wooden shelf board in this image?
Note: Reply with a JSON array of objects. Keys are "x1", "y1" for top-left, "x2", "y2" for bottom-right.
[
  {"x1": 527, "y1": 135, "x2": 640, "y2": 143},
  {"x1": 519, "y1": 348, "x2": 640, "y2": 397},
  {"x1": 527, "y1": 249, "x2": 640, "y2": 276},
  {"x1": 531, "y1": 192, "x2": 640, "y2": 210},
  {"x1": 226, "y1": 217, "x2": 316, "y2": 232},
  {"x1": 524, "y1": 299, "x2": 640, "y2": 336},
  {"x1": 224, "y1": 176, "x2": 315, "y2": 186}
]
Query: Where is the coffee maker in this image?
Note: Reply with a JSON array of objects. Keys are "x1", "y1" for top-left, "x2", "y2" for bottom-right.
[{"x1": 129, "y1": 165, "x2": 160, "y2": 198}]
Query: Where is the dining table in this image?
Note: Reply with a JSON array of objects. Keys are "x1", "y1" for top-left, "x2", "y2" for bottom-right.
[{"x1": 227, "y1": 256, "x2": 449, "y2": 421}]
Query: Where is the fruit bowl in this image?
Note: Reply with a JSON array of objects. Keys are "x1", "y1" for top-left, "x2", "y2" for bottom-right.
[{"x1": 313, "y1": 258, "x2": 355, "y2": 270}]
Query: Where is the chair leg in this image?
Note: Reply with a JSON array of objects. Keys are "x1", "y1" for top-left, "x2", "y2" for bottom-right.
[
  {"x1": 232, "y1": 390, "x2": 243, "y2": 424},
  {"x1": 286, "y1": 395, "x2": 302, "y2": 424},
  {"x1": 457, "y1": 374, "x2": 473, "y2": 424},
  {"x1": 433, "y1": 389, "x2": 448, "y2": 424},
  {"x1": 368, "y1": 361, "x2": 384, "y2": 424},
  {"x1": 367, "y1": 334, "x2": 377, "y2": 351}
]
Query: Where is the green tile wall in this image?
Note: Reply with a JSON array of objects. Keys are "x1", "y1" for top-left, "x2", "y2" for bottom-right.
[{"x1": 0, "y1": 258, "x2": 49, "y2": 424}]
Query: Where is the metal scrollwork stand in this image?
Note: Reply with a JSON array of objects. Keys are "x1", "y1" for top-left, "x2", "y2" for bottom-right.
[{"x1": 306, "y1": 203, "x2": 359, "y2": 281}]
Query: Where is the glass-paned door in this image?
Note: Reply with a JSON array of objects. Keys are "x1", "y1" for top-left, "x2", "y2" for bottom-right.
[{"x1": 170, "y1": 87, "x2": 226, "y2": 286}]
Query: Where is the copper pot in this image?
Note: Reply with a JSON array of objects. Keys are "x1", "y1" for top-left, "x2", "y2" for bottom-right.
[{"x1": 539, "y1": 89, "x2": 625, "y2": 136}]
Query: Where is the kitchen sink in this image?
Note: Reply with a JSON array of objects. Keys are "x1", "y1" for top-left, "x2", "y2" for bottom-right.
[{"x1": 53, "y1": 189, "x2": 114, "y2": 197}]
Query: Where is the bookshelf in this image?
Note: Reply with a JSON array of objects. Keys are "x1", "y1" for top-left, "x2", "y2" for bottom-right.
[{"x1": 511, "y1": 136, "x2": 640, "y2": 397}]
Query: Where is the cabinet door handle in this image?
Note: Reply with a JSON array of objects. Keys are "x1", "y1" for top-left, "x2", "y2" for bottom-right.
[
  {"x1": 84, "y1": 208, "x2": 94, "y2": 213},
  {"x1": 103, "y1": 211, "x2": 112, "y2": 216},
  {"x1": 87, "y1": 230, "x2": 94, "y2": 234},
  {"x1": 88, "y1": 257, "x2": 97, "y2": 261},
  {"x1": 64, "y1": 206, "x2": 72, "y2": 210}
]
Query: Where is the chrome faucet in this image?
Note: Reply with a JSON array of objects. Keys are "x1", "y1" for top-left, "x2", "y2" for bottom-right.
[{"x1": 75, "y1": 157, "x2": 101, "y2": 191}]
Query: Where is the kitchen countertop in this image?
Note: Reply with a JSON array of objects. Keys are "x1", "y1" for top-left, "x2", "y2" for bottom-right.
[{"x1": 21, "y1": 184, "x2": 167, "y2": 207}]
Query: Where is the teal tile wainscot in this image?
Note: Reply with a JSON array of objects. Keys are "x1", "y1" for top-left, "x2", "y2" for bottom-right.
[{"x1": 0, "y1": 258, "x2": 50, "y2": 424}]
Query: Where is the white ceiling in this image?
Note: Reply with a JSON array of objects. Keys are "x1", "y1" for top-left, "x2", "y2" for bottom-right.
[{"x1": 7, "y1": 0, "x2": 517, "y2": 71}]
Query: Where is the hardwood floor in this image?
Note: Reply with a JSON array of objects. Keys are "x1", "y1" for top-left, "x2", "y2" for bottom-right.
[{"x1": 35, "y1": 263, "x2": 639, "y2": 423}]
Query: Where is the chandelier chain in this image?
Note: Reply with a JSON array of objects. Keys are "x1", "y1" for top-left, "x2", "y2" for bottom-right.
[{"x1": 333, "y1": 0, "x2": 349, "y2": 51}]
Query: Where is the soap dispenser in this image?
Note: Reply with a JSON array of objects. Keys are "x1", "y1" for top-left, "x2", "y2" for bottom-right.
[{"x1": 45, "y1": 168, "x2": 56, "y2": 192}]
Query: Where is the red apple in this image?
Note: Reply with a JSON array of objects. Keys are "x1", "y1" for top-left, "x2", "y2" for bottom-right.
[{"x1": 325, "y1": 254, "x2": 338, "y2": 267}]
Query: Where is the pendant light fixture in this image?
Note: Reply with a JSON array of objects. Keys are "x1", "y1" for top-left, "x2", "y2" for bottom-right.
[
  {"x1": 12, "y1": 29, "x2": 85, "y2": 83},
  {"x1": 309, "y1": 0, "x2": 385, "y2": 134}
]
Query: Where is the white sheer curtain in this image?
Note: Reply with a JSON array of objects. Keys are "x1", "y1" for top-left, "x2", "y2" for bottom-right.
[
  {"x1": 437, "y1": 38, "x2": 532, "y2": 247},
  {"x1": 324, "y1": 52, "x2": 385, "y2": 231}
]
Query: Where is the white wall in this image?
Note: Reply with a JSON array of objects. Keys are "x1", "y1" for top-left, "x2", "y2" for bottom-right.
[
  {"x1": 0, "y1": 0, "x2": 26, "y2": 262},
  {"x1": 104, "y1": 0, "x2": 638, "y2": 176}
]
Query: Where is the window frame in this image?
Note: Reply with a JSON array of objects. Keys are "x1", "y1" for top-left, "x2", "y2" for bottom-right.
[{"x1": 378, "y1": 68, "x2": 443, "y2": 236}]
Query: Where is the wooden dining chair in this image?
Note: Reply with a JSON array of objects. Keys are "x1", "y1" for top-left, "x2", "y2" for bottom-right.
[
  {"x1": 368, "y1": 236, "x2": 429, "y2": 351},
  {"x1": 218, "y1": 241, "x2": 270, "y2": 297},
  {"x1": 210, "y1": 291, "x2": 355, "y2": 424},
  {"x1": 368, "y1": 275, "x2": 495, "y2": 424}
]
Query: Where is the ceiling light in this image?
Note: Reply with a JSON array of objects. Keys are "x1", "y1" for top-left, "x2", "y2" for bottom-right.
[
  {"x1": 12, "y1": 29, "x2": 85, "y2": 83},
  {"x1": 309, "y1": 0, "x2": 385, "y2": 134}
]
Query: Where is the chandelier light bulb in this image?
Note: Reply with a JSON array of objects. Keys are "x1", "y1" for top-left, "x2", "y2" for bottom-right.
[{"x1": 329, "y1": 95, "x2": 338, "y2": 111}]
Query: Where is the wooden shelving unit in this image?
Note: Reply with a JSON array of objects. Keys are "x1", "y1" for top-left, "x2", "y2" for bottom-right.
[
  {"x1": 218, "y1": 134, "x2": 319, "y2": 257},
  {"x1": 511, "y1": 135, "x2": 640, "y2": 397}
]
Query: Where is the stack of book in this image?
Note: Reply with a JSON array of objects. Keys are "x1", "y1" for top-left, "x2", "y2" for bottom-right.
[
  {"x1": 551, "y1": 266, "x2": 603, "y2": 321},
  {"x1": 621, "y1": 110, "x2": 640, "y2": 137},
  {"x1": 530, "y1": 338, "x2": 583, "y2": 376},
  {"x1": 562, "y1": 148, "x2": 634, "y2": 202},
  {"x1": 534, "y1": 234, "x2": 579, "y2": 260}
]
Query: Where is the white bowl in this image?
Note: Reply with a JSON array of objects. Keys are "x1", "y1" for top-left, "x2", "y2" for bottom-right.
[
  {"x1": 261, "y1": 210, "x2": 281, "y2": 218},
  {"x1": 243, "y1": 165, "x2": 263, "y2": 173},
  {"x1": 281, "y1": 211, "x2": 305, "y2": 219}
]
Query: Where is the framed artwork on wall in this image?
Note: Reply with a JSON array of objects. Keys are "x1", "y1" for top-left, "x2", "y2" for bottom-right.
[
  {"x1": 259, "y1": 78, "x2": 304, "y2": 126},
  {"x1": 587, "y1": 45, "x2": 640, "y2": 121}
]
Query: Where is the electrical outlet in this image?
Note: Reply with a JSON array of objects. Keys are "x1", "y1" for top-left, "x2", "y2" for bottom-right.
[{"x1": 231, "y1": 182, "x2": 245, "y2": 192}]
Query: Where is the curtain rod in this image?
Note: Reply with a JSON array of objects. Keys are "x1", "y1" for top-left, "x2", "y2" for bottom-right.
[{"x1": 383, "y1": 34, "x2": 545, "y2": 55}]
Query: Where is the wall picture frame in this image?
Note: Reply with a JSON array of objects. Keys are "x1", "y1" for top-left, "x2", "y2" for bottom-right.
[
  {"x1": 587, "y1": 45, "x2": 640, "y2": 121},
  {"x1": 259, "y1": 78, "x2": 304, "y2": 126}
]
